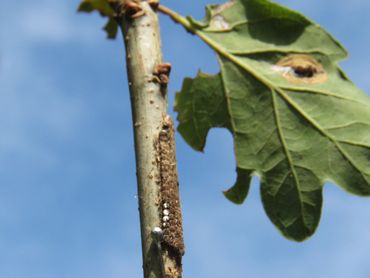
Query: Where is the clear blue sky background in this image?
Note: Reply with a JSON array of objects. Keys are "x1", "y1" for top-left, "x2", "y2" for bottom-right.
[{"x1": 1, "y1": 0, "x2": 370, "y2": 277}]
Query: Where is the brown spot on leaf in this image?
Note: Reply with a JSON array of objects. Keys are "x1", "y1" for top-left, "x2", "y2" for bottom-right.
[{"x1": 274, "y1": 54, "x2": 327, "y2": 84}]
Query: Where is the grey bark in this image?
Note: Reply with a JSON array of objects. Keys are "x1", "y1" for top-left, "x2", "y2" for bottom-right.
[{"x1": 119, "y1": 2, "x2": 183, "y2": 277}]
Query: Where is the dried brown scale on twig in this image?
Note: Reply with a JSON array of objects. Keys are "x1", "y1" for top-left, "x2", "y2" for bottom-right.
[
  {"x1": 156, "y1": 115, "x2": 185, "y2": 275},
  {"x1": 147, "y1": 0, "x2": 160, "y2": 10},
  {"x1": 153, "y1": 63, "x2": 172, "y2": 88},
  {"x1": 108, "y1": 0, "x2": 145, "y2": 20}
]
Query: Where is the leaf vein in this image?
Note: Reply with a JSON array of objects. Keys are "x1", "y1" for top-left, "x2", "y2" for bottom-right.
[
  {"x1": 277, "y1": 90, "x2": 368, "y2": 183},
  {"x1": 272, "y1": 90, "x2": 308, "y2": 227}
]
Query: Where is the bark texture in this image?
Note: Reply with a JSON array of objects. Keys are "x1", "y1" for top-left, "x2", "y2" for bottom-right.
[{"x1": 119, "y1": 1, "x2": 184, "y2": 277}]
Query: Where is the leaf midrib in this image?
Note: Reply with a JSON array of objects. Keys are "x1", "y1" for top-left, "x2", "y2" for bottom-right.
[
  {"x1": 281, "y1": 87, "x2": 370, "y2": 108},
  {"x1": 195, "y1": 27, "x2": 368, "y2": 183},
  {"x1": 205, "y1": 17, "x2": 307, "y2": 33},
  {"x1": 272, "y1": 90, "x2": 308, "y2": 228},
  {"x1": 277, "y1": 90, "x2": 368, "y2": 182}
]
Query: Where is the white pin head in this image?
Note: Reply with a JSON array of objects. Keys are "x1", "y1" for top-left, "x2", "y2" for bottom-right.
[{"x1": 151, "y1": 227, "x2": 163, "y2": 242}]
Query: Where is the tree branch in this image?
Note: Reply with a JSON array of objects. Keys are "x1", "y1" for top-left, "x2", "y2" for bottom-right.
[{"x1": 117, "y1": 1, "x2": 184, "y2": 277}]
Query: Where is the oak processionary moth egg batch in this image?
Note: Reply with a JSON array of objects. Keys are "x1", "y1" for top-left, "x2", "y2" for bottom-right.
[{"x1": 157, "y1": 115, "x2": 185, "y2": 261}]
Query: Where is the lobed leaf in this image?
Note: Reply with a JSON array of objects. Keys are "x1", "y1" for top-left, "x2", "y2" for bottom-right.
[
  {"x1": 78, "y1": 0, "x2": 119, "y2": 39},
  {"x1": 175, "y1": 0, "x2": 370, "y2": 241}
]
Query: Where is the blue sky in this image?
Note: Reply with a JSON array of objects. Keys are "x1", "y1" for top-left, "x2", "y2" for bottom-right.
[{"x1": 0, "y1": 0, "x2": 370, "y2": 277}]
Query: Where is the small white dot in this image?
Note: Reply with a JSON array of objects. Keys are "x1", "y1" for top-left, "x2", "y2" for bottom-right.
[
  {"x1": 151, "y1": 227, "x2": 163, "y2": 241},
  {"x1": 163, "y1": 209, "x2": 170, "y2": 216},
  {"x1": 163, "y1": 203, "x2": 169, "y2": 209},
  {"x1": 152, "y1": 227, "x2": 162, "y2": 234},
  {"x1": 163, "y1": 216, "x2": 170, "y2": 222}
]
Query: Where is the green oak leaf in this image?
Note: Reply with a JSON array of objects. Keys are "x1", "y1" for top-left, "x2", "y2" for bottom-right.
[
  {"x1": 78, "y1": 0, "x2": 118, "y2": 39},
  {"x1": 174, "y1": 0, "x2": 370, "y2": 241},
  {"x1": 223, "y1": 168, "x2": 253, "y2": 204}
]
